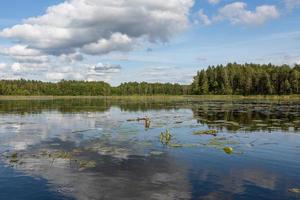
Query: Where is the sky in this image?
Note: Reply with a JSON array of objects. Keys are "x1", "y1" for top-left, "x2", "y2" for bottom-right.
[{"x1": 0, "y1": 0, "x2": 299, "y2": 86}]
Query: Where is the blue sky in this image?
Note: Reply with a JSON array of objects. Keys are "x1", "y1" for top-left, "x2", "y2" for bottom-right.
[{"x1": 0, "y1": 0, "x2": 299, "y2": 85}]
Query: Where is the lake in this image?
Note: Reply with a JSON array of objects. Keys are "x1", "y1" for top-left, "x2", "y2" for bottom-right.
[{"x1": 0, "y1": 98, "x2": 300, "y2": 200}]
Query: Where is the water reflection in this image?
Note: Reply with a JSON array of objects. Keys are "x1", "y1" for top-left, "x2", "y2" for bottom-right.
[
  {"x1": 192, "y1": 100, "x2": 300, "y2": 132},
  {"x1": 0, "y1": 99, "x2": 300, "y2": 200},
  {"x1": 4, "y1": 139, "x2": 191, "y2": 200}
]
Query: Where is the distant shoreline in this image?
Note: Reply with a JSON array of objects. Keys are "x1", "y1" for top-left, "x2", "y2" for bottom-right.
[{"x1": 1, "y1": 95, "x2": 300, "y2": 101}]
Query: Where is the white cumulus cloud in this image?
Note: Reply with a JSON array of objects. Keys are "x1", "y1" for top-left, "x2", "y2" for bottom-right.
[
  {"x1": 217, "y1": 2, "x2": 279, "y2": 25},
  {"x1": 0, "y1": 0, "x2": 194, "y2": 83},
  {"x1": 199, "y1": 2, "x2": 279, "y2": 26},
  {"x1": 284, "y1": 0, "x2": 300, "y2": 9},
  {"x1": 0, "y1": 62, "x2": 7, "y2": 70},
  {"x1": 0, "y1": 0, "x2": 194, "y2": 56},
  {"x1": 0, "y1": 45, "x2": 49, "y2": 64},
  {"x1": 198, "y1": 9, "x2": 212, "y2": 25},
  {"x1": 208, "y1": 0, "x2": 220, "y2": 5}
]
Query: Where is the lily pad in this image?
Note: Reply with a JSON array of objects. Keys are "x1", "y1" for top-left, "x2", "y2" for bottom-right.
[
  {"x1": 223, "y1": 147, "x2": 234, "y2": 154},
  {"x1": 169, "y1": 144, "x2": 183, "y2": 148}
]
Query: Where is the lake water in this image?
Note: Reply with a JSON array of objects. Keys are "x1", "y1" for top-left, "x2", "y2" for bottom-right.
[{"x1": 0, "y1": 98, "x2": 300, "y2": 200}]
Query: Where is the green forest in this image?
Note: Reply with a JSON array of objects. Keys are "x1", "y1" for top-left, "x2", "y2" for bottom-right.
[
  {"x1": 191, "y1": 63, "x2": 300, "y2": 95},
  {"x1": 0, "y1": 80, "x2": 190, "y2": 96},
  {"x1": 0, "y1": 63, "x2": 299, "y2": 96}
]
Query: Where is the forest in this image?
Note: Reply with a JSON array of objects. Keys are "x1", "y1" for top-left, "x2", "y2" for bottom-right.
[
  {"x1": 0, "y1": 80, "x2": 189, "y2": 96},
  {"x1": 0, "y1": 63, "x2": 299, "y2": 96},
  {"x1": 191, "y1": 63, "x2": 300, "y2": 95}
]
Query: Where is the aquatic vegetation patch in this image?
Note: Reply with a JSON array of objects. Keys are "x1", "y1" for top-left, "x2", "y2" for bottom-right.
[
  {"x1": 288, "y1": 188, "x2": 300, "y2": 193},
  {"x1": 204, "y1": 137, "x2": 239, "y2": 154},
  {"x1": 168, "y1": 144, "x2": 184, "y2": 148},
  {"x1": 160, "y1": 129, "x2": 172, "y2": 145},
  {"x1": 168, "y1": 143, "x2": 200, "y2": 148},
  {"x1": 79, "y1": 160, "x2": 97, "y2": 171},
  {"x1": 193, "y1": 130, "x2": 218, "y2": 136},
  {"x1": 51, "y1": 151, "x2": 73, "y2": 159},
  {"x1": 2, "y1": 149, "x2": 100, "y2": 172},
  {"x1": 8, "y1": 152, "x2": 19, "y2": 163},
  {"x1": 159, "y1": 129, "x2": 199, "y2": 148}
]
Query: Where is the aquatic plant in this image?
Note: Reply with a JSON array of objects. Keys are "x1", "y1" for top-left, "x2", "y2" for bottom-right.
[
  {"x1": 160, "y1": 129, "x2": 172, "y2": 144},
  {"x1": 9, "y1": 152, "x2": 19, "y2": 163},
  {"x1": 79, "y1": 160, "x2": 97, "y2": 171},
  {"x1": 193, "y1": 130, "x2": 218, "y2": 136}
]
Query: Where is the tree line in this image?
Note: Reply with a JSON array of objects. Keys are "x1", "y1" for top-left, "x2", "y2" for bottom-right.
[
  {"x1": 112, "y1": 82, "x2": 190, "y2": 95},
  {"x1": 0, "y1": 63, "x2": 299, "y2": 96},
  {"x1": 0, "y1": 80, "x2": 189, "y2": 96},
  {"x1": 0, "y1": 80, "x2": 111, "y2": 96},
  {"x1": 191, "y1": 63, "x2": 300, "y2": 95}
]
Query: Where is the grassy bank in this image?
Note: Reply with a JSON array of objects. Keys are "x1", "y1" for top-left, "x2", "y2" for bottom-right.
[
  {"x1": 185, "y1": 95, "x2": 300, "y2": 101},
  {"x1": 0, "y1": 95, "x2": 300, "y2": 101}
]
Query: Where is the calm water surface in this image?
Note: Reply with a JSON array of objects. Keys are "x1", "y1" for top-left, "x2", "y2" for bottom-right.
[{"x1": 0, "y1": 98, "x2": 300, "y2": 200}]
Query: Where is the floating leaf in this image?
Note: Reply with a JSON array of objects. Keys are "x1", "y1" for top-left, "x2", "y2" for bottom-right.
[
  {"x1": 169, "y1": 144, "x2": 183, "y2": 148},
  {"x1": 223, "y1": 147, "x2": 234, "y2": 154}
]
